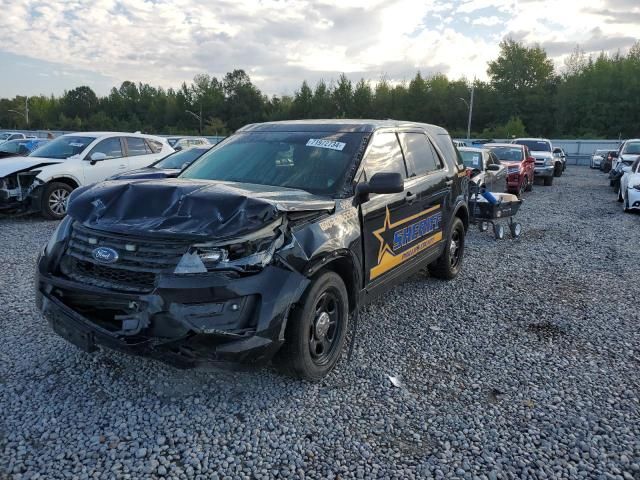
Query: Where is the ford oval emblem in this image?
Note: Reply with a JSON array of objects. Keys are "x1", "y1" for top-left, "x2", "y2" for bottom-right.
[{"x1": 92, "y1": 246, "x2": 119, "y2": 264}]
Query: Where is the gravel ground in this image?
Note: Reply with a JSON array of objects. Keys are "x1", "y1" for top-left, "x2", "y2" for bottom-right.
[{"x1": 0, "y1": 166, "x2": 638, "y2": 480}]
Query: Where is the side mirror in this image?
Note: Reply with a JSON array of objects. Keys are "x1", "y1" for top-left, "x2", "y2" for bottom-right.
[
  {"x1": 88, "y1": 152, "x2": 107, "y2": 162},
  {"x1": 486, "y1": 164, "x2": 500, "y2": 172},
  {"x1": 356, "y1": 172, "x2": 404, "y2": 199}
]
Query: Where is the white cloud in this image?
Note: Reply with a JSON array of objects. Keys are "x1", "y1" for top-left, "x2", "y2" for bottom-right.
[
  {"x1": 472, "y1": 16, "x2": 502, "y2": 26},
  {"x1": 0, "y1": 0, "x2": 638, "y2": 96}
]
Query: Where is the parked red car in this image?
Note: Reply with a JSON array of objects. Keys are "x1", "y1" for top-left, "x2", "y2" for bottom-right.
[{"x1": 484, "y1": 143, "x2": 535, "y2": 196}]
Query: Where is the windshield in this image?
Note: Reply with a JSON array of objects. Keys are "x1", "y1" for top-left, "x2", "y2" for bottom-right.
[
  {"x1": 28, "y1": 136, "x2": 95, "y2": 159},
  {"x1": 459, "y1": 150, "x2": 483, "y2": 169},
  {"x1": 181, "y1": 131, "x2": 366, "y2": 195},
  {"x1": 154, "y1": 148, "x2": 208, "y2": 169},
  {"x1": 514, "y1": 140, "x2": 551, "y2": 152},
  {"x1": 487, "y1": 146, "x2": 524, "y2": 162},
  {"x1": 622, "y1": 142, "x2": 640, "y2": 155}
]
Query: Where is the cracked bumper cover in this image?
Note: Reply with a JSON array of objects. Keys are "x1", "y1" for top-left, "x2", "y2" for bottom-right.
[{"x1": 36, "y1": 256, "x2": 310, "y2": 368}]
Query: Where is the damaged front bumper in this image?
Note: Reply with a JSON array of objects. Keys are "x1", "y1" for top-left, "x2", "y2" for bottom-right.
[
  {"x1": 36, "y1": 257, "x2": 310, "y2": 368},
  {"x1": 0, "y1": 174, "x2": 43, "y2": 213}
]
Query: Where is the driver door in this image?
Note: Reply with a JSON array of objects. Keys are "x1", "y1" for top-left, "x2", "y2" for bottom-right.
[
  {"x1": 360, "y1": 131, "x2": 414, "y2": 287},
  {"x1": 82, "y1": 137, "x2": 129, "y2": 184}
]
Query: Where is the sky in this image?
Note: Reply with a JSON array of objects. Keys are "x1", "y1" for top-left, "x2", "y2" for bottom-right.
[{"x1": 0, "y1": 0, "x2": 638, "y2": 98}]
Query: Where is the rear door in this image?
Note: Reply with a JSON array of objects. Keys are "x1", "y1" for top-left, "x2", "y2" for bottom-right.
[
  {"x1": 396, "y1": 130, "x2": 448, "y2": 257},
  {"x1": 360, "y1": 131, "x2": 416, "y2": 285},
  {"x1": 125, "y1": 137, "x2": 158, "y2": 170}
]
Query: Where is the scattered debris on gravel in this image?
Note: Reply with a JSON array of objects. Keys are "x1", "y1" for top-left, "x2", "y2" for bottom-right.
[{"x1": 1, "y1": 167, "x2": 638, "y2": 479}]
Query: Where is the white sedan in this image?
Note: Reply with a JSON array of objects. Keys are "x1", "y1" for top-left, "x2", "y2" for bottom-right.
[
  {"x1": 619, "y1": 157, "x2": 640, "y2": 212},
  {"x1": 0, "y1": 132, "x2": 173, "y2": 219}
]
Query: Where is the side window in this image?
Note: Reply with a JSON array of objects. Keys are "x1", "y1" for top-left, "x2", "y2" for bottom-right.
[
  {"x1": 126, "y1": 137, "x2": 149, "y2": 156},
  {"x1": 146, "y1": 139, "x2": 163, "y2": 153},
  {"x1": 363, "y1": 132, "x2": 407, "y2": 180},
  {"x1": 398, "y1": 132, "x2": 441, "y2": 177},
  {"x1": 87, "y1": 137, "x2": 123, "y2": 159}
]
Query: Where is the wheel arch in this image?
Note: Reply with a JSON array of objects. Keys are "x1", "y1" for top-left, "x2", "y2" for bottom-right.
[
  {"x1": 305, "y1": 253, "x2": 361, "y2": 315},
  {"x1": 47, "y1": 176, "x2": 80, "y2": 190},
  {"x1": 453, "y1": 202, "x2": 470, "y2": 232}
]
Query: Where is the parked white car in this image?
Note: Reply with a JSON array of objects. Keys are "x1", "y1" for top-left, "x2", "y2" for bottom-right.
[
  {"x1": 0, "y1": 132, "x2": 173, "y2": 219},
  {"x1": 591, "y1": 149, "x2": 610, "y2": 169},
  {"x1": 0, "y1": 132, "x2": 27, "y2": 144},
  {"x1": 618, "y1": 157, "x2": 640, "y2": 212},
  {"x1": 614, "y1": 139, "x2": 640, "y2": 170}
]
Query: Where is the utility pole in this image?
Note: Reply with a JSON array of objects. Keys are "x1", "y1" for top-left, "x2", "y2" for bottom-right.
[
  {"x1": 185, "y1": 108, "x2": 202, "y2": 135},
  {"x1": 467, "y1": 83, "x2": 474, "y2": 141},
  {"x1": 8, "y1": 96, "x2": 29, "y2": 128}
]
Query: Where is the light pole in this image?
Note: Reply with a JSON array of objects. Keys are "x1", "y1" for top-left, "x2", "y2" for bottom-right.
[
  {"x1": 459, "y1": 83, "x2": 474, "y2": 141},
  {"x1": 185, "y1": 107, "x2": 202, "y2": 135},
  {"x1": 8, "y1": 97, "x2": 29, "y2": 127}
]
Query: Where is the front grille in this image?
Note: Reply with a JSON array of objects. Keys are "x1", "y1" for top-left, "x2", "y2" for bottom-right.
[{"x1": 61, "y1": 223, "x2": 190, "y2": 292}]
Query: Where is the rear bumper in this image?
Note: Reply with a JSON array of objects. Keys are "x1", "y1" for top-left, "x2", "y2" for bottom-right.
[{"x1": 36, "y1": 256, "x2": 310, "y2": 368}]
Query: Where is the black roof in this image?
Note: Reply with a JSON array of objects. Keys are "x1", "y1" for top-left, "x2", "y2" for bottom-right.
[{"x1": 238, "y1": 119, "x2": 449, "y2": 135}]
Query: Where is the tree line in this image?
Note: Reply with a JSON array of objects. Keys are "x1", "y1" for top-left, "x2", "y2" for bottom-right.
[{"x1": 1, "y1": 40, "x2": 639, "y2": 139}]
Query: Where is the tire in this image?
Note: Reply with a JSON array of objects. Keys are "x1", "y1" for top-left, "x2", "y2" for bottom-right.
[
  {"x1": 518, "y1": 179, "x2": 525, "y2": 197},
  {"x1": 275, "y1": 271, "x2": 349, "y2": 381},
  {"x1": 493, "y1": 223, "x2": 505, "y2": 240},
  {"x1": 41, "y1": 182, "x2": 73, "y2": 220},
  {"x1": 543, "y1": 176, "x2": 553, "y2": 186},
  {"x1": 525, "y1": 176, "x2": 533, "y2": 192},
  {"x1": 554, "y1": 163, "x2": 563, "y2": 177},
  {"x1": 428, "y1": 217, "x2": 465, "y2": 280},
  {"x1": 509, "y1": 222, "x2": 522, "y2": 238}
]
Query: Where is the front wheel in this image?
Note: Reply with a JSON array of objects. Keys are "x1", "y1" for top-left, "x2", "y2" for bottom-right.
[
  {"x1": 275, "y1": 271, "x2": 349, "y2": 381},
  {"x1": 525, "y1": 176, "x2": 533, "y2": 192},
  {"x1": 41, "y1": 182, "x2": 73, "y2": 220},
  {"x1": 428, "y1": 217, "x2": 465, "y2": 280},
  {"x1": 554, "y1": 163, "x2": 563, "y2": 177}
]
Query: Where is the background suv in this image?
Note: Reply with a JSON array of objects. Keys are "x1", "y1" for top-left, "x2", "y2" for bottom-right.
[{"x1": 512, "y1": 138, "x2": 556, "y2": 186}]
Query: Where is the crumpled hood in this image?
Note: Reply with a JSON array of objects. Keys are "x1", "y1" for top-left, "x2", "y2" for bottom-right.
[
  {"x1": 67, "y1": 179, "x2": 336, "y2": 240},
  {"x1": 0, "y1": 156, "x2": 63, "y2": 177}
]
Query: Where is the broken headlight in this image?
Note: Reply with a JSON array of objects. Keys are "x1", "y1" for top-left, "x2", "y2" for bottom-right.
[
  {"x1": 44, "y1": 215, "x2": 73, "y2": 256},
  {"x1": 174, "y1": 234, "x2": 285, "y2": 274}
]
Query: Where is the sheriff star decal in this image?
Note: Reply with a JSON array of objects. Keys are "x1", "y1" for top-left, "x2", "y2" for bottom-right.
[{"x1": 370, "y1": 205, "x2": 443, "y2": 280}]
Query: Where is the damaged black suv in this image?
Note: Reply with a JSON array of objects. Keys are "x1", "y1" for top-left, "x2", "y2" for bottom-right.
[{"x1": 36, "y1": 120, "x2": 469, "y2": 380}]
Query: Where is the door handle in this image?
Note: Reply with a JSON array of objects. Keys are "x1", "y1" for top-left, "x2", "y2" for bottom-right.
[{"x1": 406, "y1": 191, "x2": 417, "y2": 204}]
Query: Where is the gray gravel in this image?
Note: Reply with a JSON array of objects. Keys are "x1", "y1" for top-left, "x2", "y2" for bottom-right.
[{"x1": 1, "y1": 167, "x2": 639, "y2": 479}]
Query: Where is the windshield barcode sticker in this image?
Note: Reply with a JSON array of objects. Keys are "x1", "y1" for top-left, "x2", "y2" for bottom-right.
[{"x1": 306, "y1": 139, "x2": 346, "y2": 151}]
